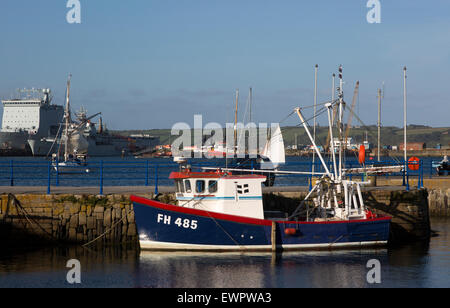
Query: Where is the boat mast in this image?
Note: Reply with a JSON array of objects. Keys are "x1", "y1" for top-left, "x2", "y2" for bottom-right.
[
  {"x1": 326, "y1": 103, "x2": 338, "y2": 181},
  {"x1": 312, "y1": 64, "x2": 318, "y2": 175},
  {"x1": 330, "y1": 73, "x2": 337, "y2": 178},
  {"x1": 338, "y1": 66, "x2": 344, "y2": 180},
  {"x1": 294, "y1": 108, "x2": 331, "y2": 177},
  {"x1": 377, "y1": 88, "x2": 382, "y2": 161},
  {"x1": 403, "y1": 67, "x2": 407, "y2": 167},
  {"x1": 64, "y1": 74, "x2": 72, "y2": 162},
  {"x1": 249, "y1": 87, "x2": 252, "y2": 124},
  {"x1": 234, "y1": 89, "x2": 239, "y2": 156}
]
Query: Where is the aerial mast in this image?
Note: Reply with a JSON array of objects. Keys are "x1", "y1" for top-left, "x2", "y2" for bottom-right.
[{"x1": 234, "y1": 89, "x2": 239, "y2": 156}]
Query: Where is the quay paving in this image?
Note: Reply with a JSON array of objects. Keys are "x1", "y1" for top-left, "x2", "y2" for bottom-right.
[{"x1": 0, "y1": 185, "x2": 409, "y2": 195}]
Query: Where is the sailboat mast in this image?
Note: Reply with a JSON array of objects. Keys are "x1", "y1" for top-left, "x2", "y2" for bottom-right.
[
  {"x1": 64, "y1": 74, "x2": 72, "y2": 162},
  {"x1": 249, "y1": 87, "x2": 252, "y2": 123},
  {"x1": 234, "y1": 89, "x2": 239, "y2": 156}
]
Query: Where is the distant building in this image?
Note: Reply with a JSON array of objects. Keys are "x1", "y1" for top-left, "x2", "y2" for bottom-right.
[
  {"x1": 399, "y1": 142, "x2": 426, "y2": 151},
  {"x1": 332, "y1": 138, "x2": 370, "y2": 151}
]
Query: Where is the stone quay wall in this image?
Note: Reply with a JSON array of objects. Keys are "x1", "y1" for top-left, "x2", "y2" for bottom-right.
[
  {"x1": 0, "y1": 188, "x2": 433, "y2": 246},
  {"x1": 428, "y1": 188, "x2": 449, "y2": 217},
  {"x1": 0, "y1": 193, "x2": 155, "y2": 248}
]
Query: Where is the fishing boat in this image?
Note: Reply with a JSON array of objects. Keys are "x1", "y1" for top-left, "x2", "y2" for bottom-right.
[{"x1": 131, "y1": 66, "x2": 392, "y2": 251}]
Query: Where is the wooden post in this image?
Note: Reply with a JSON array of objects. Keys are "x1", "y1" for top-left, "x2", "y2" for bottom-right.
[{"x1": 271, "y1": 221, "x2": 277, "y2": 252}]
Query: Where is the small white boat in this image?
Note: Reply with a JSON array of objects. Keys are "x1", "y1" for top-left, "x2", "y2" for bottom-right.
[{"x1": 52, "y1": 155, "x2": 90, "y2": 174}]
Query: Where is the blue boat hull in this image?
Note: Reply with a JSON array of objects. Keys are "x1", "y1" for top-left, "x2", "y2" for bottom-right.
[{"x1": 131, "y1": 195, "x2": 391, "y2": 251}]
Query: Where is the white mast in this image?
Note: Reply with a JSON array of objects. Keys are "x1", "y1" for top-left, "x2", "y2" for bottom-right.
[
  {"x1": 377, "y1": 88, "x2": 382, "y2": 161},
  {"x1": 403, "y1": 67, "x2": 407, "y2": 165},
  {"x1": 234, "y1": 89, "x2": 239, "y2": 156},
  {"x1": 64, "y1": 74, "x2": 72, "y2": 162},
  {"x1": 312, "y1": 64, "x2": 318, "y2": 175},
  {"x1": 330, "y1": 73, "x2": 337, "y2": 176},
  {"x1": 326, "y1": 103, "x2": 337, "y2": 180},
  {"x1": 295, "y1": 107, "x2": 331, "y2": 177},
  {"x1": 338, "y1": 65, "x2": 344, "y2": 180},
  {"x1": 249, "y1": 87, "x2": 252, "y2": 124}
]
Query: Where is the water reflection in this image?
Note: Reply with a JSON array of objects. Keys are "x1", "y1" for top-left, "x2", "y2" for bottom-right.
[{"x1": 0, "y1": 218, "x2": 448, "y2": 288}]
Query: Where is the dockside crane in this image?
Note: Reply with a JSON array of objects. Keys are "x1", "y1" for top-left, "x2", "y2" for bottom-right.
[{"x1": 343, "y1": 81, "x2": 360, "y2": 150}]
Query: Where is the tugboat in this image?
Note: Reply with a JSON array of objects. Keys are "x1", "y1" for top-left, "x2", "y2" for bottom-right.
[{"x1": 131, "y1": 66, "x2": 392, "y2": 251}]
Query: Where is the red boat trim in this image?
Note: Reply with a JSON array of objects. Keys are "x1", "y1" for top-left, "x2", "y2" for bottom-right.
[
  {"x1": 131, "y1": 195, "x2": 272, "y2": 226},
  {"x1": 130, "y1": 195, "x2": 392, "y2": 226},
  {"x1": 169, "y1": 171, "x2": 266, "y2": 180}
]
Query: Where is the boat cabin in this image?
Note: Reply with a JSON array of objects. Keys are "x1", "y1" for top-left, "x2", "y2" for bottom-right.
[{"x1": 170, "y1": 169, "x2": 266, "y2": 220}]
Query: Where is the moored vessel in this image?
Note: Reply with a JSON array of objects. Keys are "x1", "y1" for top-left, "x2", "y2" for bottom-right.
[
  {"x1": 131, "y1": 168, "x2": 391, "y2": 251},
  {"x1": 132, "y1": 66, "x2": 393, "y2": 252},
  {"x1": 0, "y1": 88, "x2": 63, "y2": 155}
]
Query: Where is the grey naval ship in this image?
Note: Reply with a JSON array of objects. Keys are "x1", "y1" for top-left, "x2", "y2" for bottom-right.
[
  {"x1": 0, "y1": 88, "x2": 63, "y2": 155},
  {"x1": 1, "y1": 88, "x2": 159, "y2": 157}
]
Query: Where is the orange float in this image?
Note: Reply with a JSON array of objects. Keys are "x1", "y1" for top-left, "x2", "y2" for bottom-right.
[
  {"x1": 358, "y1": 145, "x2": 366, "y2": 165},
  {"x1": 408, "y1": 156, "x2": 420, "y2": 171}
]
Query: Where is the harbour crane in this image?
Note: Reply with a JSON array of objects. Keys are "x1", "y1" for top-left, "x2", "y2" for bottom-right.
[{"x1": 343, "y1": 81, "x2": 360, "y2": 150}]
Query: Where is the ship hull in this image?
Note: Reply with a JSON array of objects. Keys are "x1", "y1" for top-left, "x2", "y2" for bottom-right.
[
  {"x1": 131, "y1": 196, "x2": 391, "y2": 251},
  {"x1": 28, "y1": 136, "x2": 159, "y2": 157},
  {"x1": 28, "y1": 139, "x2": 127, "y2": 157},
  {"x1": 0, "y1": 131, "x2": 31, "y2": 152}
]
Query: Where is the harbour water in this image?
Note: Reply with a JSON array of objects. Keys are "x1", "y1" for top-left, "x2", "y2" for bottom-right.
[
  {"x1": 0, "y1": 218, "x2": 448, "y2": 288},
  {"x1": 0, "y1": 156, "x2": 438, "y2": 188}
]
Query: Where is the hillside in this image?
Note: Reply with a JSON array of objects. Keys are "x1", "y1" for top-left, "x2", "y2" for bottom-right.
[{"x1": 113, "y1": 125, "x2": 450, "y2": 149}]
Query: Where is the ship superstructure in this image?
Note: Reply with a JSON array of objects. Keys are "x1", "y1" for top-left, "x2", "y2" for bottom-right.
[
  {"x1": 1, "y1": 85, "x2": 159, "y2": 157},
  {"x1": 0, "y1": 88, "x2": 63, "y2": 154}
]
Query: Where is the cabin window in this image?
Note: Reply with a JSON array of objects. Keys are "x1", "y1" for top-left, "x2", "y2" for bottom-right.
[
  {"x1": 196, "y1": 180, "x2": 205, "y2": 193},
  {"x1": 175, "y1": 180, "x2": 185, "y2": 193},
  {"x1": 208, "y1": 180, "x2": 218, "y2": 193},
  {"x1": 184, "y1": 180, "x2": 192, "y2": 193},
  {"x1": 237, "y1": 184, "x2": 250, "y2": 194}
]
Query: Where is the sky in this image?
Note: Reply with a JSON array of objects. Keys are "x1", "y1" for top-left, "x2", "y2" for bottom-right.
[{"x1": 0, "y1": 0, "x2": 449, "y2": 130}]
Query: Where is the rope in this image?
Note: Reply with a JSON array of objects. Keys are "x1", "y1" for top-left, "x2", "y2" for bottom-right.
[
  {"x1": 6, "y1": 193, "x2": 56, "y2": 240},
  {"x1": 82, "y1": 208, "x2": 134, "y2": 247},
  {"x1": 196, "y1": 203, "x2": 246, "y2": 250}
]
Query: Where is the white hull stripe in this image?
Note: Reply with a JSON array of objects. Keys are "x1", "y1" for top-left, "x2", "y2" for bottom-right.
[{"x1": 139, "y1": 240, "x2": 388, "y2": 251}]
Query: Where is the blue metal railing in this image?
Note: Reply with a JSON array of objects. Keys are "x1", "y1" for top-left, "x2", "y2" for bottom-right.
[{"x1": 0, "y1": 158, "x2": 435, "y2": 195}]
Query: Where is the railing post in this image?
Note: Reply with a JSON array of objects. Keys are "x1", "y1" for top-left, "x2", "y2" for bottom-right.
[
  {"x1": 402, "y1": 160, "x2": 406, "y2": 186},
  {"x1": 430, "y1": 159, "x2": 433, "y2": 179},
  {"x1": 419, "y1": 160, "x2": 424, "y2": 189},
  {"x1": 154, "y1": 164, "x2": 159, "y2": 195},
  {"x1": 55, "y1": 158, "x2": 59, "y2": 187},
  {"x1": 47, "y1": 161, "x2": 51, "y2": 195},
  {"x1": 309, "y1": 161, "x2": 313, "y2": 190},
  {"x1": 405, "y1": 160, "x2": 410, "y2": 191},
  {"x1": 145, "y1": 160, "x2": 149, "y2": 186},
  {"x1": 10, "y1": 160, "x2": 14, "y2": 187},
  {"x1": 99, "y1": 160, "x2": 104, "y2": 195}
]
